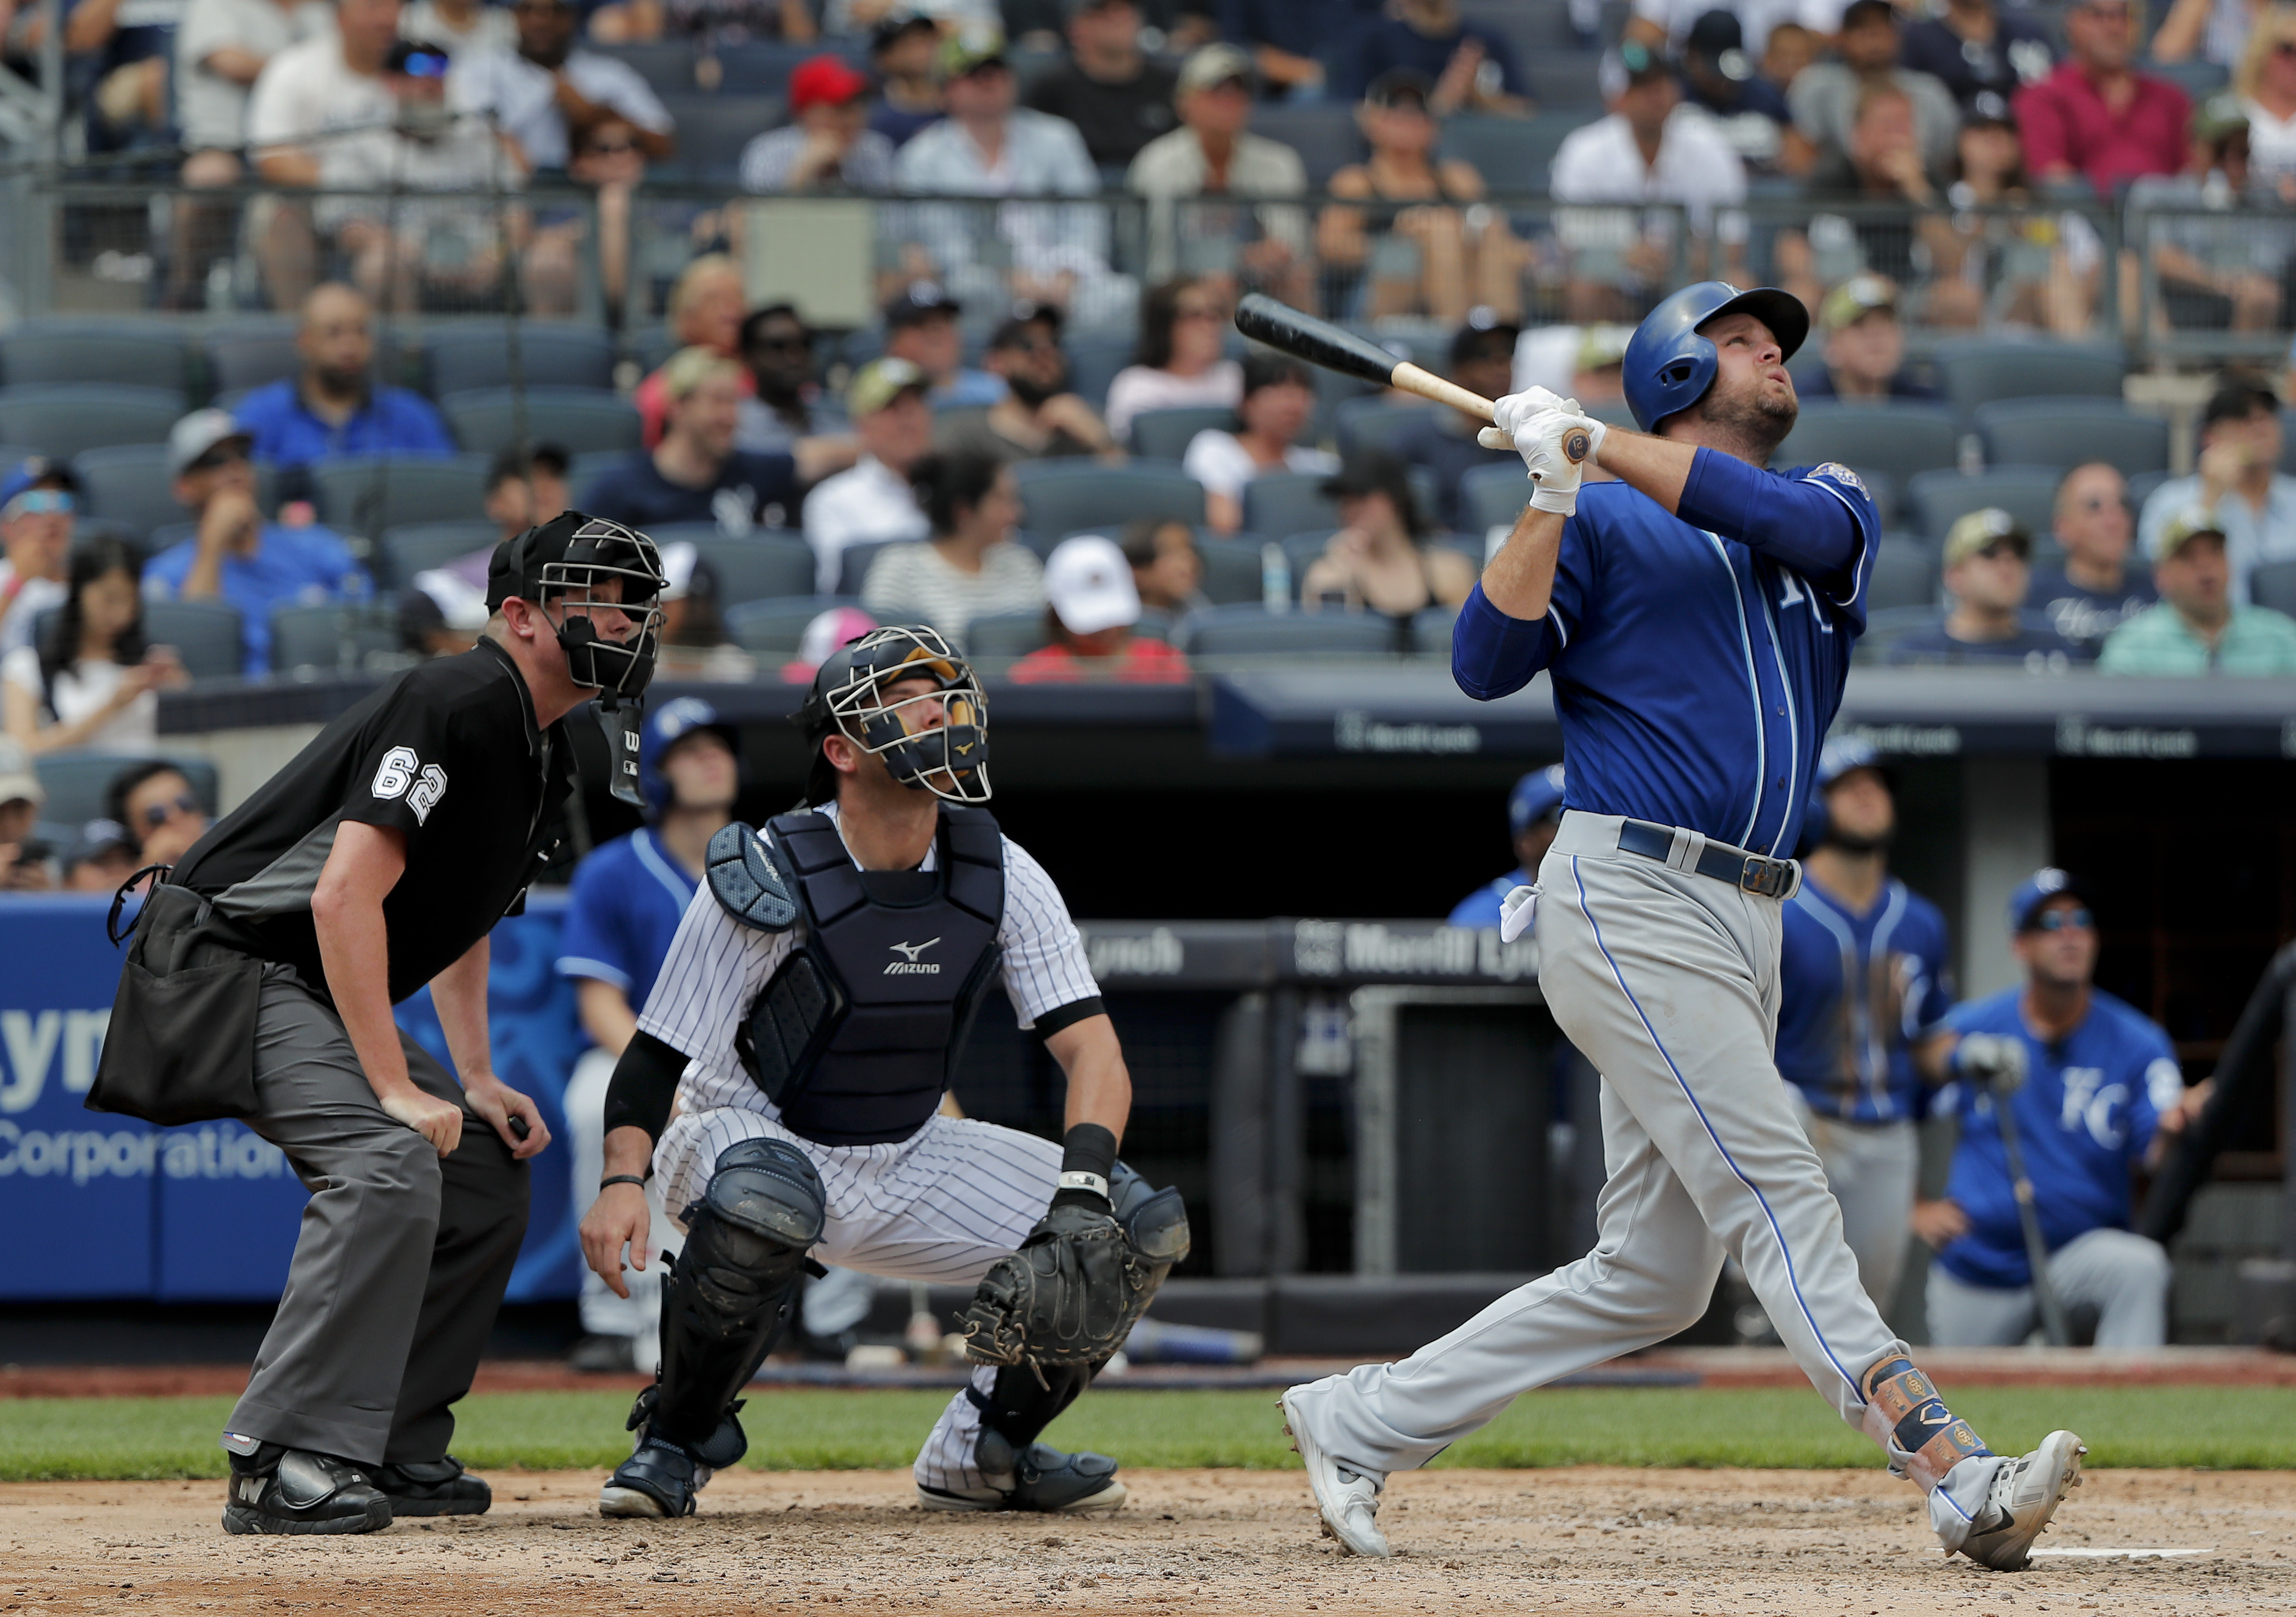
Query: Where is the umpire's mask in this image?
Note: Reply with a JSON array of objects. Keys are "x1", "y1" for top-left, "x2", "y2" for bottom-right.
[
  {"x1": 487, "y1": 511, "x2": 669, "y2": 703},
  {"x1": 800, "y1": 625, "x2": 990, "y2": 806}
]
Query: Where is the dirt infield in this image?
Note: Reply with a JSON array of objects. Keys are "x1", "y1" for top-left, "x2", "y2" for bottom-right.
[{"x1": 3, "y1": 1466, "x2": 2289, "y2": 1616}]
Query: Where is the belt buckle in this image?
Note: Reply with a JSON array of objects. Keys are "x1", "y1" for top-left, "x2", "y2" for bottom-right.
[{"x1": 1739, "y1": 855, "x2": 1781, "y2": 898}]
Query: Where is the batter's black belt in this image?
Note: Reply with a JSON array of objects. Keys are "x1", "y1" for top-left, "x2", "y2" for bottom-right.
[{"x1": 1615, "y1": 819, "x2": 1798, "y2": 899}]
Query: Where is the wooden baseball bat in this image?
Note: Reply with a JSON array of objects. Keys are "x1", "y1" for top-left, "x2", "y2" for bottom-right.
[{"x1": 1234, "y1": 292, "x2": 1496, "y2": 424}]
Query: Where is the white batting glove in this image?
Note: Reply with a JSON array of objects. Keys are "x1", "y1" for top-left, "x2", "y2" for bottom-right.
[{"x1": 1479, "y1": 402, "x2": 1606, "y2": 516}]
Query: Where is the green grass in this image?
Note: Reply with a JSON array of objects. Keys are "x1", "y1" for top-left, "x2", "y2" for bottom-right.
[{"x1": 4, "y1": 1386, "x2": 2291, "y2": 1482}]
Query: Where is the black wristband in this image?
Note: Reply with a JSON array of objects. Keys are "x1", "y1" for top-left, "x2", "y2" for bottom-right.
[
  {"x1": 599, "y1": 1173, "x2": 649, "y2": 1190},
  {"x1": 1059, "y1": 1123, "x2": 1118, "y2": 1202}
]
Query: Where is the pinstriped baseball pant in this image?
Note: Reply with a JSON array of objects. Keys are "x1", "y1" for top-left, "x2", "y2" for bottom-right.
[
  {"x1": 1291, "y1": 813, "x2": 2004, "y2": 1547},
  {"x1": 656, "y1": 1105, "x2": 1062, "y2": 1495}
]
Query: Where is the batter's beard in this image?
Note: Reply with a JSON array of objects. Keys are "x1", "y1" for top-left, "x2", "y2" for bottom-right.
[{"x1": 1697, "y1": 380, "x2": 1797, "y2": 461}]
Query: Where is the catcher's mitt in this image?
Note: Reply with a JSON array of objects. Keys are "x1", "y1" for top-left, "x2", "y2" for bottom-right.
[{"x1": 959, "y1": 1201, "x2": 1152, "y2": 1368}]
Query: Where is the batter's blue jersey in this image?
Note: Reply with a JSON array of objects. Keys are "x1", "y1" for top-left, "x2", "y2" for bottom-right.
[
  {"x1": 1775, "y1": 875, "x2": 1955, "y2": 1124},
  {"x1": 1452, "y1": 451, "x2": 1879, "y2": 856},
  {"x1": 556, "y1": 827, "x2": 701, "y2": 1022},
  {"x1": 1934, "y1": 987, "x2": 2183, "y2": 1290}
]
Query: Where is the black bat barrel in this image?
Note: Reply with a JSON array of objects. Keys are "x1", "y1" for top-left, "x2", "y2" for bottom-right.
[{"x1": 1234, "y1": 293, "x2": 1402, "y2": 389}]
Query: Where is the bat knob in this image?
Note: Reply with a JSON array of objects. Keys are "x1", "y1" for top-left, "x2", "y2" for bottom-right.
[{"x1": 1564, "y1": 429, "x2": 1592, "y2": 465}]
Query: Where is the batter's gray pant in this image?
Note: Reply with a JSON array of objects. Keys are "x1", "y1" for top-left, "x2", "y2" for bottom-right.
[
  {"x1": 1783, "y1": 1088, "x2": 1919, "y2": 1318},
  {"x1": 225, "y1": 965, "x2": 529, "y2": 1466},
  {"x1": 1925, "y1": 1228, "x2": 2171, "y2": 1349}
]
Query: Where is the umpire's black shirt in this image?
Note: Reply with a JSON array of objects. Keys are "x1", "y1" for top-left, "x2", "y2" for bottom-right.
[{"x1": 173, "y1": 638, "x2": 577, "y2": 1005}]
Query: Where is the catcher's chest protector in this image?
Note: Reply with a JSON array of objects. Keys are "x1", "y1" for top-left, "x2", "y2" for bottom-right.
[{"x1": 739, "y1": 806, "x2": 1005, "y2": 1146}]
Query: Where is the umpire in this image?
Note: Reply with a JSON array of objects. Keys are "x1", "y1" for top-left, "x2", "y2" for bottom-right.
[{"x1": 103, "y1": 513, "x2": 666, "y2": 1535}]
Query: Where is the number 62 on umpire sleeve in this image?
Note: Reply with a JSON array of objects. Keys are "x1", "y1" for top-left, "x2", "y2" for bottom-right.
[{"x1": 372, "y1": 745, "x2": 450, "y2": 826}]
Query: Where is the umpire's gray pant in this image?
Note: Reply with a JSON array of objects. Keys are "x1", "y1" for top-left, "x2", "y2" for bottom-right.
[
  {"x1": 1925, "y1": 1227, "x2": 2171, "y2": 1349},
  {"x1": 225, "y1": 966, "x2": 528, "y2": 1466}
]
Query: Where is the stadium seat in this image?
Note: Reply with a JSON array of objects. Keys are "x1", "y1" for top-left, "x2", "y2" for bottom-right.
[
  {"x1": 1975, "y1": 398, "x2": 2170, "y2": 475},
  {"x1": 1460, "y1": 461, "x2": 1529, "y2": 536},
  {"x1": 1867, "y1": 537, "x2": 1941, "y2": 612},
  {"x1": 1130, "y1": 405, "x2": 1236, "y2": 461},
  {"x1": 1282, "y1": 529, "x2": 1338, "y2": 595},
  {"x1": 374, "y1": 519, "x2": 498, "y2": 590},
  {"x1": 144, "y1": 599, "x2": 246, "y2": 679},
  {"x1": 645, "y1": 526, "x2": 815, "y2": 605},
  {"x1": 1014, "y1": 460, "x2": 1204, "y2": 535},
  {"x1": 1242, "y1": 473, "x2": 1339, "y2": 541},
  {"x1": 716, "y1": 39, "x2": 864, "y2": 94},
  {"x1": 963, "y1": 610, "x2": 1055, "y2": 660},
  {"x1": 312, "y1": 454, "x2": 492, "y2": 539},
  {"x1": 1410, "y1": 602, "x2": 1459, "y2": 655},
  {"x1": 423, "y1": 324, "x2": 619, "y2": 397},
  {"x1": 1067, "y1": 334, "x2": 1138, "y2": 415},
  {"x1": 0, "y1": 385, "x2": 187, "y2": 459},
  {"x1": 658, "y1": 95, "x2": 785, "y2": 184},
  {"x1": 725, "y1": 595, "x2": 859, "y2": 660},
  {"x1": 1439, "y1": 111, "x2": 1589, "y2": 188},
  {"x1": 1774, "y1": 403, "x2": 1962, "y2": 518},
  {"x1": 2252, "y1": 558, "x2": 2296, "y2": 616},
  {"x1": 596, "y1": 40, "x2": 702, "y2": 95},
  {"x1": 1854, "y1": 604, "x2": 1945, "y2": 662},
  {"x1": 441, "y1": 387, "x2": 643, "y2": 455},
  {"x1": 1906, "y1": 465, "x2": 2066, "y2": 548},
  {"x1": 1517, "y1": 50, "x2": 1609, "y2": 108},
  {"x1": 837, "y1": 539, "x2": 895, "y2": 597},
  {"x1": 1933, "y1": 340, "x2": 2126, "y2": 415},
  {"x1": 202, "y1": 321, "x2": 301, "y2": 398},
  {"x1": 32, "y1": 750, "x2": 219, "y2": 827},
  {"x1": 270, "y1": 604, "x2": 398, "y2": 674},
  {"x1": 2124, "y1": 467, "x2": 2172, "y2": 513},
  {"x1": 71, "y1": 444, "x2": 183, "y2": 543},
  {"x1": 1246, "y1": 104, "x2": 1363, "y2": 186},
  {"x1": 2145, "y1": 57, "x2": 2229, "y2": 101},
  {"x1": 0, "y1": 321, "x2": 195, "y2": 399},
  {"x1": 1196, "y1": 536, "x2": 1267, "y2": 605},
  {"x1": 2281, "y1": 408, "x2": 2296, "y2": 475},
  {"x1": 1336, "y1": 398, "x2": 1441, "y2": 454},
  {"x1": 1175, "y1": 603, "x2": 1400, "y2": 658}
]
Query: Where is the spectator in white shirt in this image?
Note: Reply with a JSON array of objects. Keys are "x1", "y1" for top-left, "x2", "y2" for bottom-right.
[
  {"x1": 448, "y1": 0, "x2": 674, "y2": 171},
  {"x1": 860, "y1": 448, "x2": 1047, "y2": 647},
  {"x1": 1127, "y1": 43, "x2": 1311, "y2": 297},
  {"x1": 1104, "y1": 274, "x2": 1244, "y2": 444},
  {"x1": 1549, "y1": 41, "x2": 1748, "y2": 320},
  {"x1": 803, "y1": 359, "x2": 935, "y2": 594},
  {"x1": 4, "y1": 538, "x2": 187, "y2": 759},
  {"x1": 1181, "y1": 352, "x2": 1338, "y2": 534}
]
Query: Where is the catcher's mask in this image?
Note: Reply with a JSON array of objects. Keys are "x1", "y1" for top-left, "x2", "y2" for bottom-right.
[
  {"x1": 486, "y1": 511, "x2": 669, "y2": 705},
  {"x1": 801, "y1": 625, "x2": 990, "y2": 806}
]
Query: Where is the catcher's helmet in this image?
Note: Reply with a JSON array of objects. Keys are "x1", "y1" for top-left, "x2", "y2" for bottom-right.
[
  {"x1": 1621, "y1": 281, "x2": 1810, "y2": 432},
  {"x1": 800, "y1": 625, "x2": 990, "y2": 806}
]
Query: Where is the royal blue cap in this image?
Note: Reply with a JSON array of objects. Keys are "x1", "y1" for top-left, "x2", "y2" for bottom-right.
[
  {"x1": 0, "y1": 456, "x2": 79, "y2": 510},
  {"x1": 1816, "y1": 733, "x2": 1880, "y2": 790},
  {"x1": 639, "y1": 696, "x2": 738, "y2": 815},
  {"x1": 2007, "y1": 867, "x2": 2089, "y2": 934},
  {"x1": 1508, "y1": 763, "x2": 1567, "y2": 834}
]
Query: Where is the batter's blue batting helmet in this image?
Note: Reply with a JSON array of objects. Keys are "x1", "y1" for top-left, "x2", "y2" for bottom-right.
[
  {"x1": 639, "y1": 696, "x2": 739, "y2": 816},
  {"x1": 1621, "y1": 281, "x2": 1811, "y2": 431}
]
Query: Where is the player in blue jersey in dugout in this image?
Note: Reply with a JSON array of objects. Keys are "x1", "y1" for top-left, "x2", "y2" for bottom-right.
[
  {"x1": 1447, "y1": 765, "x2": 1565, "y2": 928},
  {"x1": 1775, "y1": 735, "x2": 1954, "y2": 1319}
]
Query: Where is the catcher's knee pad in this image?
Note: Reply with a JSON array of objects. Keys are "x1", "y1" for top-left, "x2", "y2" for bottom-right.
[
  {"x1": 970, "y1": 1361, "x2": 1095, "y2": 1451},
  {"x1": 653, "y1": 1139, "x2": 826, "y2": 1446}
]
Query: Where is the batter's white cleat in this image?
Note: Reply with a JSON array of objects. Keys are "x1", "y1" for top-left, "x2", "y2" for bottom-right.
[
  {"x1": 1280, "y1": 1387, "x2": 1389, "y2": 1558},
  {"x1": 1957, "y1": 1430, "x2": 2086, "y2": 1571}
]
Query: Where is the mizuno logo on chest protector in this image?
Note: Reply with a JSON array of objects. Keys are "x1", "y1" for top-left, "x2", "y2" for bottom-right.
[{"x1": 886, "y1": 937, "x2": 942, "y2": 973}]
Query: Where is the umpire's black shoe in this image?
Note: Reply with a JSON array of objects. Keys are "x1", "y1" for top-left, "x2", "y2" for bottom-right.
[
  {"x1": 364, "y1": 1456, "x2": 492, "y2": 1517},
  {"x1": 917, "y1": 1428, "x2": 1127, "y2": 1515},
  {"x1": 221, "y1": 1441, "x2": 392, "y2": 1536},
  {"x1": 600, "y1": 1436, "x2": 702, "y2": 1519}
]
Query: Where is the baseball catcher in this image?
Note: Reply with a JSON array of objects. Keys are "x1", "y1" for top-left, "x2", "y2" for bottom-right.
[{"x1": 578, "y1": 625, "x2": 1186, "y2": 1517}]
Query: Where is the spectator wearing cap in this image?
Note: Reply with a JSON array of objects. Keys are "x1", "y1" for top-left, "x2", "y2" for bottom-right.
[
  {"x1": 106, "y1": 756, "x2": 211, "y2": 871},
  {"x1": 2137, "y1": 381, "x2": 2296, "y2": 599},
  {"x1": 1024, "y1": 0, "x2": 1179, "y2": 171},
  {"x1": 1883, "y1": 508, "x2": 2080, "y2": 669},
  {"x1": 781, "y1": 602, "x2": 879, "y2": 681},
  {"x1": 2126, "y1": 96, "x2": 2286, "y2": 334},
  {"x1": 1678, "y1": 8, "x2": 1793, "y2": 171},
  {"x1": 1315, "y1": 69, "x2": 1530, "y2": 323},
  {"x1": 936, "y1": 310, "x2": 1120, "y2": 463},
  {"x1": 446, "y1": 0, "x2": 674, "y2": 172},
  {"x1": 1447, "y1": 763, "x2": 1565, "y2": 927},
  {"x1": 581, "y1": 348, "x2": 802, "y2": 534},
  {"x1": 1011, "y1": 534, "x2": 1190, "y2": 683},
  {"x1": 0, "y1": 459, "x2": 77, "y2": 660},
  {"x1": 802, "y1": 358, "x2": 936, "y2": 593},
  {"x1": 1788, "y1": 0, "x2": 1960, "y2": 181},
  {"x1": 2030, "y1": 462, "x2": 2156, "y2": 653},
  {"x1": 1182, "y1": 352, "x2": 1337, "y2": 534},
  {"x1": 739, "y1": 53, "x2": 896, "y2": 193},
  {"x1": 61, "y1": 817, "x2": 141, "y2": 894},
  {"x1": 2014, "y1": 0, "x2": 2189, "y2": 195},
  {"x1": 864, "y1": 10, "x2": 945, "y2": 150},
  {"x1": 735, "y1": 304, "x2": 857, "y2": 468},
  {"x1": 1127, "y1": 44, "x2": 1311, "y2": 295},
  {"x1": 1550, "y1": 42, "x2": 1747, "y2": 321},
  {"x1": 632, "y1": 256, "x2": 747, "y2": 448},
  {"x1": 861, "y1": 449, "x2": 1046, "y2": 646},
  {"x1": 484, "y1": 443, "x2": 572, "y2": 544},
  {"x1": 1910, "y1": 870, "x2": 2198, "y2": 1349},
  {"x1": 143, "y1": 410, "x2": 370, "y2": 677},
  {"x1": 1341, "y1": 0, "x2": 1528, "y2": 114},
  {"x1": 1104, "y1": 274, "x2": 1244, "y2": 444},
  {"x1": 1118, "y1": 514, "x2": 1207, "y2": 615},
  {"x1": 0, "y1": 737, "x2": 53, "y2": 891},
  {"x1": 1900, "y1": 0, "x2": 2055, "y2": 117},
  {"x1": 5, "y1": 536, "x2": 186, "y2": 758},
  {"x1": 1384, "y1": 314, "x2": 1524, "y2": 532},
  {"x1": 2099, "y1": 506, "x2": 2296, "y2": 673},
  {"x1": 881, "y1": 282, "x2": 1007, "y2": 409},
  {"x1": 1798, "y1": 276, "x2": 1942, "y2": 403},
  {"x1": 232, "y1": 282, "x2": 454, "y2": 501},
  {"x1": 1299, "y1": 448, "x2": 1474, "y2": 617}
]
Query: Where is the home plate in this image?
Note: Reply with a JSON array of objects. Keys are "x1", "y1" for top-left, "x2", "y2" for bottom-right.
[{"x1": 2027, "y1": 1548, "x2": 2213, "y2": 1560}]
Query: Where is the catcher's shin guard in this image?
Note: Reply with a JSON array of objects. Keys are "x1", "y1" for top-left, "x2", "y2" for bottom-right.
[{"x1": 649, "y1": 1139, "x2": 826, "y2": 1447}]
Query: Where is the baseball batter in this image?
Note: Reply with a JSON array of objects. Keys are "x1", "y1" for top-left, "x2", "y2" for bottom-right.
[{"x1": 1280, "y1": 283, "x2": 2085, "y2": 1572}]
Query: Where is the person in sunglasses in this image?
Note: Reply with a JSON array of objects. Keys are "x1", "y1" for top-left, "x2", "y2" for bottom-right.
[
  {"x1": 105, "y1": 759, "x2": 213, "y2": 872},
  {"x1": 143, "y1": 410, "x2": 371, "y2": 678},
  {"x1": 1881, "y1": 507, "x2": 2081, "y2": 669},
  {"x1": 0, "y1": 458, "x2": 78, "y2": 660},
  {"x1": 1910, "y1": 870, "x2": 2206, "y2": 1348}
]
